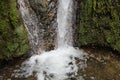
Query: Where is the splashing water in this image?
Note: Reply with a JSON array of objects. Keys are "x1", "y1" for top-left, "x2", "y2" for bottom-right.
[
  {"x1": 14, "y1": 0, "x2": 88, "y2": 80},
  {"x1": 14, "y1": 47, "x2": 88, "y2": 80}
]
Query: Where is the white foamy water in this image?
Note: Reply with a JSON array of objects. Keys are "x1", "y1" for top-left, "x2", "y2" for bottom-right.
[
  {"x1": 14, "y1": 47, "x2": 88, "y2": 80},
  {"x1": 14, "y1": 0, "x2": 88, "y2": 80}
]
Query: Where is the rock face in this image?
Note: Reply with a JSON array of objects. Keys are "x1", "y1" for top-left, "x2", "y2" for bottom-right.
[
  {"x1": 0, "y1": 0, "x2": 30, "y2": 60},
  {"x1": 29, "y1": 0, "x2": 57, "y2": 51},
  {"x1": 76, "y1": 0, "x2": 120, "y2": 52}
]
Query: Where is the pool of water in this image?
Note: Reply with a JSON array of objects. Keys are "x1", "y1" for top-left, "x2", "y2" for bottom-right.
[{"x1": 0, "y1": 48, "x2": 120, "y2": 80}]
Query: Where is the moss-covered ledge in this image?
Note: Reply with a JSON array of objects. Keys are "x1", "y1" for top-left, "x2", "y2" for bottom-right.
[
  {"x1": 77, "y1": 0, "x2": 120, "y2": 52},
  {"x1": 0, "y1": 0, "x2": 30, "y2": 60}
]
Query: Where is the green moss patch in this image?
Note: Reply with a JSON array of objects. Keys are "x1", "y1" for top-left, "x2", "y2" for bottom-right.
[
  {"x1": 0, "y1": 0, "x2": 30, "y2": 60},
  {"x1": 77, "y1": 0, "x2": 120, "y2": 52}
]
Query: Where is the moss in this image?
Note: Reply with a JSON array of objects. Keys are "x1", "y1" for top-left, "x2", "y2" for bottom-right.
[
  {"x1": 77, "y1": 0, "x2": 120, "y2": 52},
  {"x1": 0, "y1": 0, "x2": 30, "y2": 60}
]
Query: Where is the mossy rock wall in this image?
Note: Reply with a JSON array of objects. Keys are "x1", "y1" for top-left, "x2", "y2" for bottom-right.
[
  {"x1": 77, "y1": 0, "x2": 120, "y2": 52},
  {"x1": 0, "y1": 0, "x2": 30, "y2": 60}
]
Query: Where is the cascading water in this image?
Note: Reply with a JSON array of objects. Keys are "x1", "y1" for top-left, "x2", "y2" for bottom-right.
[
  {"x1": 57, "y1": 0, "x2": 74, "y2": 47},
  {"x1": 14, "y1": 0, "x2": 88, "y2": 80},
  {"x1": 17, "y1": 0, "x2": 44, "y2": 54}
]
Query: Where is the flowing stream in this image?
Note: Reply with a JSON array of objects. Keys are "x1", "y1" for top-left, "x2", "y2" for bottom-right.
[{"x1": 14, "y1": 0, "x2": 88, "y2": 80}]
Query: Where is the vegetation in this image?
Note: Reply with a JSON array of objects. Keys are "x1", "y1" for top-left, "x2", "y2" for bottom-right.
[
  {"x1": 0, "y1": 0, "x2": 30, "y2": 60},
  {"x1": 77, "y1": 0, "x2": 120, "y2": 52}
]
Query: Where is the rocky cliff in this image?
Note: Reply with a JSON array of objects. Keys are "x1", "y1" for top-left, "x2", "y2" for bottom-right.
[{"x1": 29, "y1": 0, "x2": 57, "y2": 50}]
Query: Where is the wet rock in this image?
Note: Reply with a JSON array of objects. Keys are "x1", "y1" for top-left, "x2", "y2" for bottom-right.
[
  {"x1": 29, "y1": 0, "x2": 57, "y2": 51},
  {"x1": 77, "y1": 48, "x2": 120, "y2": 80}
]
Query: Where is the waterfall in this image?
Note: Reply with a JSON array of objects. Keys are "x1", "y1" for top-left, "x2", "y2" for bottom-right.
[
  {"x1": 57, "y1": 0, "x2": 74, "y2": 47},
  {"x1": 14, "y1": 0, "x2": 88, "y2": 80}
]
